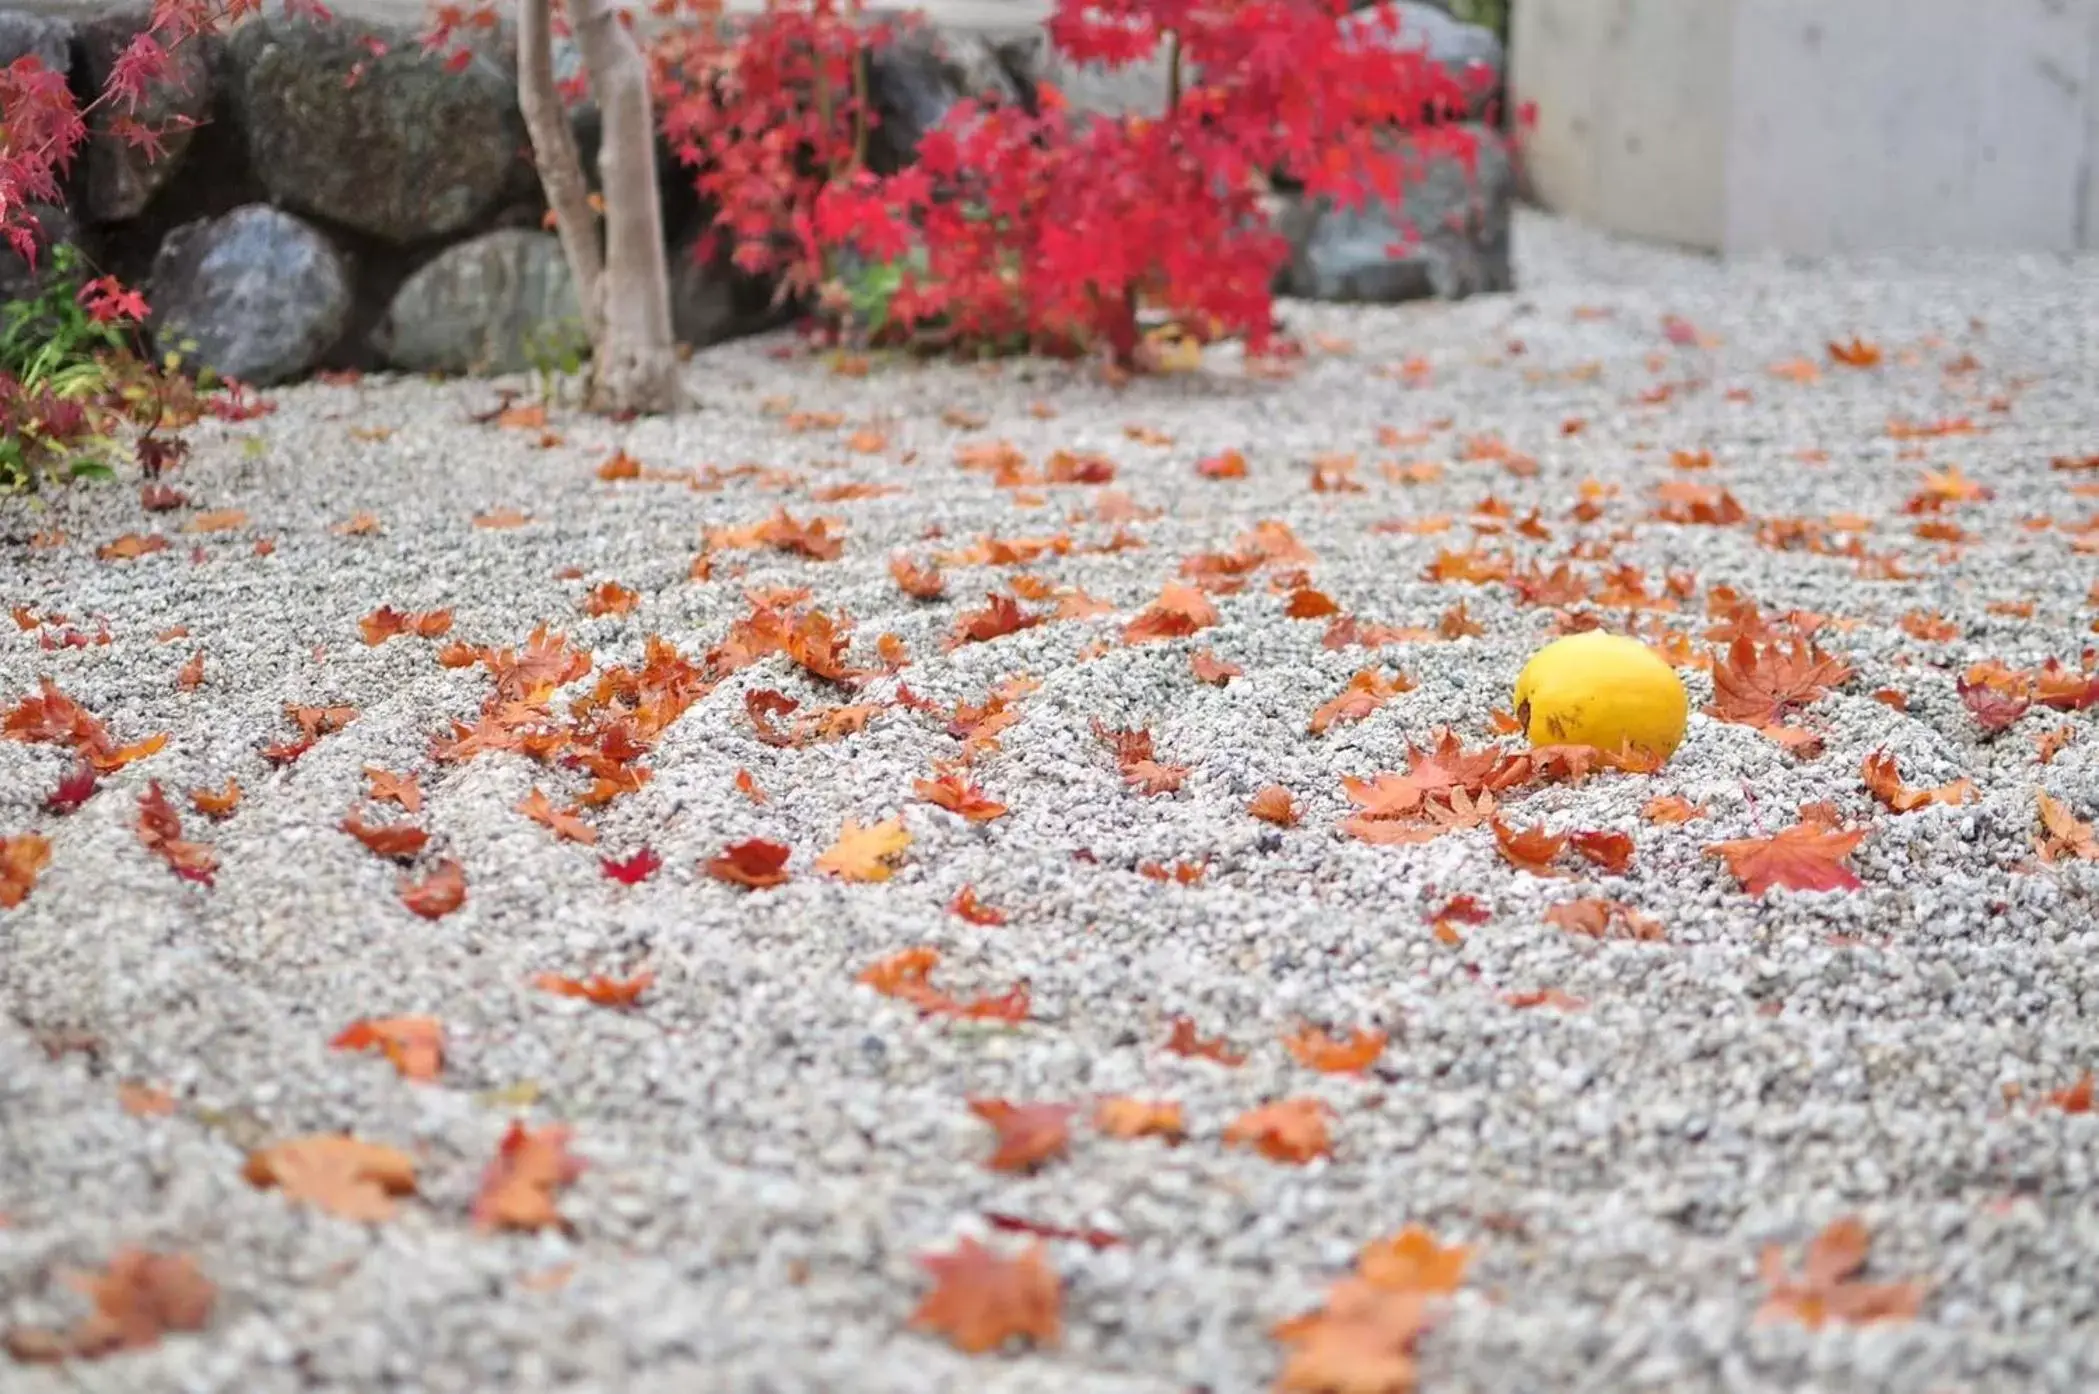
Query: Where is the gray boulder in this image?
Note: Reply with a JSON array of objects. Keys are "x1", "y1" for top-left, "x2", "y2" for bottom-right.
[
  {"x1": 0, "y1": 10, "x2": 71, "y2": 74},
  {"x1": 668, "y1": 228, "x2": 793, "y2": 351},
  {"x1": 374, "y1": 230, "x2": 585, "y2": 376},
  {"x1": 228, "y1": 16, "x2": 522, "y2": 244},
  {"x1": 77, "y1": 7, "x2": 216, "y2": 221},
  {"x1": 1343, "y1": 1, "x2": 1504, "y2": 123},
  {"x1": 1274, "y1": 124, "x2": 1512, "y2": 303},
  {"x1": 150, "y1": 204, "x2": 352, "y2": 385},
  {"x1": 864, "y1": 22, "x2": 1028, "y2": 171}
]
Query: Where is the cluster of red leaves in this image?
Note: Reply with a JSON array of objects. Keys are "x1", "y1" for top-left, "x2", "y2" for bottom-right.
[
  {"x1": 1957, "y1": 657, "x2": 2099, "y2": 735},
  {"x1": 4, "y1": 678, "x2": 167, "y2": 773},
  {"x1": 1339, "y1": 729, "x2": 1641, "y2": 847},
  {"x1": 809, "y1": 0, "x2": 1484, "y2": 364}
]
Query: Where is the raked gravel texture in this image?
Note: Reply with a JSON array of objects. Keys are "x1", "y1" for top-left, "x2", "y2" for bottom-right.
[{"x1": 4, "y1": 208, "x2": 2099, "y2": 1394}]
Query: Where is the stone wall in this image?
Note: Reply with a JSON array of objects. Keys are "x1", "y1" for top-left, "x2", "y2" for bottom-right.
[{"x1": 1, "y1": 1, "x2": 1512, "y2": 388}]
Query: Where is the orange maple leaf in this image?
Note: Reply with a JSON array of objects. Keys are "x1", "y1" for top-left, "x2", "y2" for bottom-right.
[
  {"x1": 136, "y1": 782, "x2": 216, "y2": 886},
  {"x1": 1164, "y1": 1017, "x2": 1245, "y2": 1065},
  {"x1": 1225, "y1": 1098, "x2": 1334, "y2": 1164},
  {"x1": 968, "y1": 1100, "x2": 1075, "y2": 1172},
  {"x1": 533, "y1": 970, "x2": 653, "y2": 1007},
  {"x1": 949, "y1": 885, "x2": 1008, "y2": 925},
  {"x1": 363, "y1": 766, "x2": 422, "y2": 814},
  {"x1": 1492, "y1": 819, "x2": 1567, "y2": 875},
  {"x1": 1545, "y1": 898, "x2": 1664, "y2": 941},
  {"x1": 1285, "y1": 1026, "x2": 1387, "y2": 1074},
  {"x1": 1309, "y1": 669, "x2": 1414, "y2": 736},
  {"x1": 915, "y1": 767, "x2": 1008, "y2": 822},
  {"x1": 2037, "y1": 791, "x2": 2099, "y2": 862},
  {"x1": 243, "y1": 1135, "x2": 418, "y2": 1222},
  {"x1": 517, "y1": 787, "x2": 596, "y2": 845},
  {"x1": 340, "y1": 806, "x2": 429, "y2": 861},
  {"x1": 1708, "y1": 823, "x2": 1866, "y2": 894},
  {"x1": 330, "y1": 1016, "x2": 443, "y2": 1081},
  {"x1": 890, "y1": 553, "x2": 946, "y2": 599},
  {"x1": 1641, "y1": 794, "x2": 1704, "y2": 825},
  {"x1": 815, "y1": 817, "x2": 911, "y2": 881},
  {"x1": 471, "y1": 1122, "x2": 582, "y2": 1231},
  {"x1": 1860, "y1": 751, "x2": 1976, "y2": 813},
  {"x1": 398, "y1": 859, "x2": 467, "y2": 919},
  {"x1": 1757, "y1": 1216, "x2": 1926, "y2": 1327},
  {"x1": 1709, "y1": 635, "x2": 1853, "y2": 726},
  {"x1": 1124, "y1": 581, "x2": 1219, "y2": 643},
  {"x1": 1, "y1": 832, "x2": 53, "y2": 909},
  {"x1": 1248, "y1": 785, "x2": 1299, "y2": 826},
  {"x1": 1093, "y1": 1097, "x2": 1186, "y2": 1142},
  {"x1": 908, "y1": 1239, "x2": 1061, "y2": 1354},
  {"x1": 3, "y1": 1249, "x2": 215, "y2": 1363}
]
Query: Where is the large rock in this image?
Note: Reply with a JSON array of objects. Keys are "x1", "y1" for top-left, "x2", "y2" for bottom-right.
[
  {"x1": 1274, "y1": 124, "x2": 1512, "y2": 303},
  {"x1": 1343, "y1": 1, "x2": 1505, "y2": 123},
  {"x1": 373, "y1": 230, "x2": 585, "y2": 375},
  {"x1": 863, "y1": 21, "x2": 1028, "y2": 171},
  {"x1": 77, "y1": 7, "x2": 216, "y2": 221},
  {"x1": 228, "y1": 16, "x2": 523, "y2": 244},
  {"x1": 0, "y1": 10, "x2": 71, "y2": 74},
  {"x1": 149, "y1": 204, "x2": 352, "y2": 385},
  {"x1": 668, "y1": 227, "x2": 795, "y2": 351}
]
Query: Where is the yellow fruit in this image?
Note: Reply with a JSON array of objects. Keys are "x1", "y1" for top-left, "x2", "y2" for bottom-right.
[{"x1": 1512, "y1": 631, "x2": 1688, "y2": 760}]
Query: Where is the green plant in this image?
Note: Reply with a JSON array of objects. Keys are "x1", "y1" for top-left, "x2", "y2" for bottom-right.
[
  {"x1": 0, "y1": 244, "x2": 137, "y2": 491},
  {"x1": 1447, "y1": 0, "x2": 1508, "y2": 42},
  {"x1": 521, "y1": 316, "x2": 593, "y2": 405}
]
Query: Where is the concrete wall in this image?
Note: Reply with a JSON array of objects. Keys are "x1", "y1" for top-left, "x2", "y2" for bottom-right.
[{"x1": 1514, "y1": 0, "x2": 2099, "y2": 255}]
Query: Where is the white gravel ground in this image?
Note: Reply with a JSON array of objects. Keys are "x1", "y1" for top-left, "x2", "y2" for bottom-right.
[{"x1": 4, "y1": 208, "x2": 2098, "y2": 1393}]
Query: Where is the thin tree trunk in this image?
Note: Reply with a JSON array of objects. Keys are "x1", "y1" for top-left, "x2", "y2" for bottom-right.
[
  {"x1": 517, "y1": 0, "x2": 604, "y2": 345},
  {"x1": 568, "y1": 0, "x2": 681, "y2": 415}
]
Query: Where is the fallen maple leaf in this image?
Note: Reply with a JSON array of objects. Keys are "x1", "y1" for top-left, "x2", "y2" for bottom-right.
[
  {"x1": 1272, "y1": 1227, "x2": 1468, "y2": 1394},
  {"x1": 1248, "y1": 785, "x2": 1299, "y2": 826},
  {"x1": 43, "y1": 763, "x2": 97, "y2": 814},
  {"x1": 2, "y1": 1249, "x2": 215, "y2": 1363},
  {"x1": 2045, "y1": 1071, "x2": 2093, "y2": 1113},
  {"x1": 1545, "y1": 898, "x2": 1664, "y2": 941},
  {"x1": 968, "y1": 1100, "x2": 1074, "y2": 1173},
  {"x1": 1284, "y1": 1026, "x2": 1387, "y2": 1074},
  {"x1": 136, "y1": 782, "x2": 216, "y2": 886},
  {"x1": 1827, "y1": 336, "x2": 1882, "y2": 368},
  {"x1": 1861, "y1": 751, "x2": 1976, "y2": 813},
  {"x1": 890, "y1": 553, "x2": 946, "y2": 599},
  {"x1": 816, "y1": 817, "x2": 912, "y2": 881},
  {"x1": 909, "y1": 1239, "x2": 1061, "y2": 1354},
  {"x1": 244, "y1": 1135, "x2": 418, "y2": 1222},
  {"x1": 1709, "y1": 635, "x2": 1853, "y2": 727},
  {"x1": 330, "y1": 1016, "x2": 443, "y2": 1081},
  {"x1": 1125, "y1": 581, "x2": 1219, "y2": 642},
  {"x1": 533, "y1": 970, "x2": 653, "y2": 1007},
  {"x1": 600, "y1": 846, "x2": 662, "y2": 885},
  {"x1": 1, "y1": 832, "x2": 53, "y2": 909},
  {"x1": 1958, "y1": 674, "x2": 2032, "y2": 734},
  {"x1": 340, "y1": 807, "x2": 429, "y2": 861},
  {"x1": 949, "y1": 885, "x2": 1007, "y2": 926},
  {"x1": 2037, "y1": 791, "x2": 2099, "y2": 862},
  {"x1": 706, "y1": 838, "x2": 792, "y2": 888},
  {"x1": 916, "y1": 767, "x2": 1008, "y2": 822},
  {"x1": 1757, "y1": 1216, "x2": 1926, "y2": 1327},
  {"x1": 1310, "y1": 668, "x2": 1414, "y2": 736},
  {"x1": 1093, "y1": 1097, "x2": 1186, "y2": 1142},
  {"x1": 471, "y1": 1121, "x2": 582, "y2": 1231},
  {"x1": 1569, "y1": 829, "x2": 1635, "y2": 874},
  {"x1": 1225, "y1": 1098, "x2": 1334, "y2": 1164},
  {"x1": 1708, "y1": 823, "x2": 1866, "y2": 894},
  {"x1": 517, "y1": 787, "x2": 596, "y2": 845},
  {"x1": 1164, "y1": 1017, "x2": 1245, "y2": 1065},
  {"x1": 1641, "y1": 794, "x2": 1704, "y2": 825},
  {"x1": 189, "y1": 779, "x2": 242, "y2": 818},
  {"x1": 1492, "y1": 819, "x2": 1567, "y2": 875},
  {"x1": 1189, "y1": 649, "x2": 1243, "y2": 684},
  {"x1": 1504, "y1": 987, "x2": 1586, "y2": 1011},
  {"x1": 398, "y1": 859, "x2": 467, "y2": 919},
  {"x1": 175, "y1": 650, "x2": 205, "y2": 691}
]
